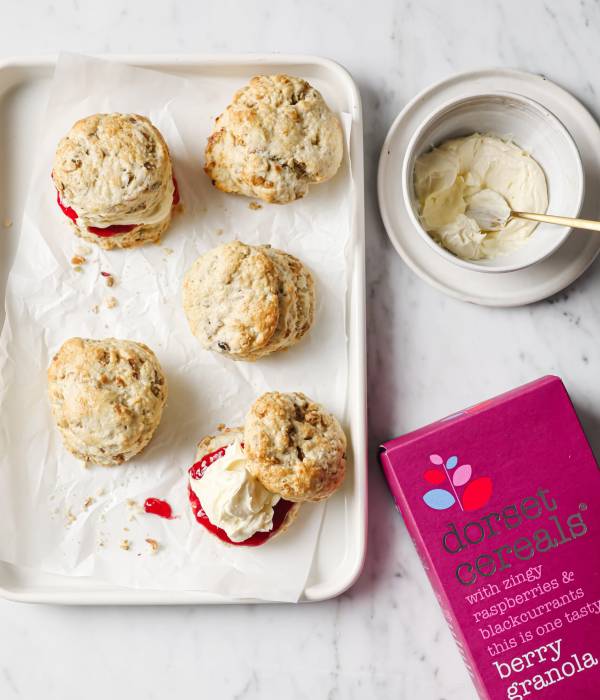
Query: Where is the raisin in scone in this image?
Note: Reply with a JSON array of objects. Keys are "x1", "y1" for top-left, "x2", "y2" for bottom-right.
[
  {"x1": 52, "y1": 113, "x2": 179, "y2": 250},
  {"x1": 47, "y1": 337, "x2": 167, "y2": 466},
  {"x1": 244, "y1": 392, "x2": 346, "y2": 502},
  {"x1": 182, "y1": 241, "x2": 315, "y2": 361},
  {"x1": 205, "y1": 75, "x2": 343, "y2": 204}
]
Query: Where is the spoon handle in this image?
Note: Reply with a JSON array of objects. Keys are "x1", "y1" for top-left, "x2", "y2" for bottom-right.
[{"x1": 512, "y1": 211, "x2": 600, "y2": 232}]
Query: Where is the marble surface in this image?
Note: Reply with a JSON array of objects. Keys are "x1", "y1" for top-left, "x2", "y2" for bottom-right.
[{"x1": 2, "y1": 1, "x2": 600, "y2": 698}]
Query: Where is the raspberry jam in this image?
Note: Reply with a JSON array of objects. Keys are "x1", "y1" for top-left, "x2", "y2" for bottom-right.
[
  {"x1": 55, "y1": 175, "x2": 180, "y2": 237},
  {"x1": 188, "y1": 445, "x2": 293, "y2": 547},
  {"x1": 144, "y1": 497, "x2": 173, "y2": 519}
]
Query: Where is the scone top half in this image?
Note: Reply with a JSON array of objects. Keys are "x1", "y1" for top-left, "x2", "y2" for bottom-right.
[
  {"x1": 47, "y1": 337, "x2": 167, "y2": 467},
  {"x1": 52, "y1": 113, "x2": 176, "y2": 246},
  {"x1": 205, "y1": 75, "x2": 344, "y2": 204},
  {"x1": 243, "y1": 391, "x2": 347, "y2": 502}
]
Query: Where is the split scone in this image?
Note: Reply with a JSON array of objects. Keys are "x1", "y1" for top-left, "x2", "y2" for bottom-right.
[
  {"x1": 244, "y1": 392, "x2": 346, "y2": 502},
  {"x1": 47, "y1": 337, "x2": 167, "y2": 466},
  {"x1": 182, "y1": 240, "x2": 315, "y2": 361},
  {"x1": 205, "y1": 74, "x2": 343, "y2": 204},
  {"x1": 188, "y1": 426, "x2": 300, "y2": 545},
  {"x1": 52, "y1": 113, "x2": 179, "y2": 250}
]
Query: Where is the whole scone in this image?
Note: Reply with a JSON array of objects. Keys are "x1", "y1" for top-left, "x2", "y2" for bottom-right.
[
  {"x1": 244, "y1": 392, "x2": 346, "y2": 502},
  {"x1": 47, "y1": 337, "x2": 167, "y2": 466},
  {"x1": 205, "y1": 75, "x2": 343, "y2": 204},
  {"x1": 52, "y1": 113, "x2": 177, "y2": 250},
  {"x1": 182, "y1": 241, "x2": 280, "y2": 358}
]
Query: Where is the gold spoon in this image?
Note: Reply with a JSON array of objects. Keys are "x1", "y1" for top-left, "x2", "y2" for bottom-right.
[{"x1": 466, "y1": 189, "x2": 600, "y2": 233}]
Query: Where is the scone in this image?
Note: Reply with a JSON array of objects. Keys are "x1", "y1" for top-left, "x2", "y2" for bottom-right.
[
  {"x1": 182, "y1": 240, "x2": 315, "y2": 361},
  {"x1": 52, "y1": 113, "x2": 179, "y2": 250},
  {"x1": 244, "y1": 392, "x2": 346, "y2": 502},
  {"x1": 188, "y1": 426, "x2": 299, "y2": 545},
  {"x1": 205, "y1": 74, "x2": 343, "y2": 204},
  {"x1": 47, "y1": 337, "x2": 167, "y2": 466}
]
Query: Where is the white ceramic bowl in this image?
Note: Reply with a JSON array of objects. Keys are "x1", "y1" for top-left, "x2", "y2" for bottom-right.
[{"x1": 402, "y1": 92, "x2": 585, "y2": 273}]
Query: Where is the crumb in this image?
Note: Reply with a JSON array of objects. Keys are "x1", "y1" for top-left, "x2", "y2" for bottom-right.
[
  {"x1": 91, "y1": 304, "x2": 99, "y2": 314},
  {"x1": 120, "y1": 539, "x2": 131, "y2": 551},
  {"x1": 162, "y1": 247, "x2": 174, "y2": 256},
  {"x1": 249, "y1": 201, "x2": 262, "y2": 210},
  {"x1": 145, "y1": 538, "x2": 160, "y2": 554},
  {"x1": 105, "y1": 296, "x2": 118, "y2": 309},
  {"x1": 71, "y1": 255, "x2": 86, "y2": 265},
  {"x1": 96, "y1": 488, "x2": 106, "y2": 497},
  {"x1": 106, "y1": 275, "x2": 115, "y2": 287},
  {"x1": 127, "y1": 499, "x2": 138, "y2": 509},
  {"x1": 83, "y1": 496, "x2": 95, "y2": 510},
  {"x1": 76, "y1": 245, "x2": 92, "y2": 255},
  {"x1": 215, "y1": 228, "x2": 224, "y2": 236},
  {"x1": 66, "y1": 509, "x2": 76, "y2": 526},
  {"x1": 123, "y1": 526, "x2": 129, "y2": 532},
  {"x1": 73, "y1": 266, "x2": 83, "y2": 273},
  {"x1": 3, "y1": 217, "x2": 13, "y2": 228}
]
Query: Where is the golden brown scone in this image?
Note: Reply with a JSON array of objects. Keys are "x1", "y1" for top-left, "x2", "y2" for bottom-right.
[
  {"x1": 205, "y1": 75, "x2": 343, "y2": 204},
  {"x1": 47, "y1": 337, "x2": 167, "y2": 466},
  {"x1": 182, "y1": 241, "x2": 316, "y2": 362},
  {"x1": 182, "y1": 241, "x2": 280, "y2": 358},
  {"x1": 244, "y1": 392, "x2": 346, "y2": 502},
  {"x1": 193, "y1": 426, "x2": 300, "y2": 541},
  {"x1": 52, "y1": 113, "x2": 176, "y2": 249}
]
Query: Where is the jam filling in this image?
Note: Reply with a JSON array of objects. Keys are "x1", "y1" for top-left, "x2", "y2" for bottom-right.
[
  {"x1": 55, "y1": 175, "x2": 180, "y2": 237},
  {"x1": 144, "y1": 497, "x2": 174, "y2": 519},
  {"x1": 188, "y1": 445, "x2": 293, "y2": 547}
]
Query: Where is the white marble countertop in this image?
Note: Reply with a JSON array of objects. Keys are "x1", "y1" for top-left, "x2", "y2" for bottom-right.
[{"x1": 3, "y1": 1, "x2": 600, "y2": 698}]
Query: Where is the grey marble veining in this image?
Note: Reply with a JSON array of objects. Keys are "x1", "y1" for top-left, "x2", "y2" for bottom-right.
[{"x1": 2, "y1": 1, "x2": 600, "y2": 698}]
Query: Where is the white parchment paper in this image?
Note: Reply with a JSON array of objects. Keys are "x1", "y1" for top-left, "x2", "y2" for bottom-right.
[{"x1": 0, "y1": 54, "x2": 353, "y2": 602}]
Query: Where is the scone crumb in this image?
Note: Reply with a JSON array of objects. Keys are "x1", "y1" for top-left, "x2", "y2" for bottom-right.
[
  {"x1": 145, "y1": 538, "x2": 160, "y2": 554},
  {"x1": 127, "y1": 499, "x2": 138, "y2": 509},
  {"x1": 96, "y1": 488, "x2": 106, "y2": 497},
  {"x1": 75, "y1": 245, "x2": 92, "y2": 255},
  {"x1": 106, "y1": 275, "x2": 115, "y2": 287},
  {"x1": 105, "y1": 296, "x2": 118, "y2": 309},
  {"x1": 120, "y1": 539, "x2": 131, "y2": 551},
  {"x1": 71, "y1": 255, "x2": 86, "y2": 265},
  {"x1": 65, "y1": 509, "x2": 77, "y2": 526},
  {"x1": 73, "y1": 266, "x2": 83, "y2": 273},
  {"x1": 162, "y1": 247, "x2": 174, "y2": 256},
  {"x1": 91, "y1": 304, "x2": 99, "y2": 314},
  {"x1": 83, "y1": 496, "x2": 95, "y2": 510},
  {"x1": 3, "y1": 217, "x2": 13, "y2": 228},
  {"x1": 249, "y1": 201, "x2": 263, "y2": 211},
  {"x1": 215, "y1": 228, "x2": 224, "y2": 236}
]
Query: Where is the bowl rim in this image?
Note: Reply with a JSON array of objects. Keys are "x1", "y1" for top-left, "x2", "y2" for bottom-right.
[{"x1": 401, "y1": 91, "x2": 586, "y2": 274}]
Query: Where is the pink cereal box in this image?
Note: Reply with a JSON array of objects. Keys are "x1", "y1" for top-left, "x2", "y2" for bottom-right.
[{"x1": 379, "y1": 376, "x2": 600, "y2": 700}]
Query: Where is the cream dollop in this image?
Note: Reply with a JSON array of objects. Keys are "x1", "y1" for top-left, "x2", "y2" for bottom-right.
[
  {"x1": 190, "y1": 439, "x2": 280, "y2": 543},
  {"x1": 414, "y1": 133, "x2": 548, "y2": 260}
]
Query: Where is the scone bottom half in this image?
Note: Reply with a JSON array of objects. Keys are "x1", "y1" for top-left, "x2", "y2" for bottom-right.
[
  {"x1": 204, "y1": 74, "x2": 344, "y2": 204},
  {"x1": 182, "y1": 240, "x2": 315, "y2": 362},
  {"x1": 47, "y1": 337, "x2": 167, "y2": 467},
  {"x1": 52, "y1": 113, "x2": 180, "y2": 250},
  {"x1": 188, "y1": 426, "x2": 300, "y2": 546}
]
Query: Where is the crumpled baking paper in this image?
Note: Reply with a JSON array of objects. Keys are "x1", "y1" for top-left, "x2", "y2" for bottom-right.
[{"x1": 0, "y1": 53, "x2": 353, "y2": 602}]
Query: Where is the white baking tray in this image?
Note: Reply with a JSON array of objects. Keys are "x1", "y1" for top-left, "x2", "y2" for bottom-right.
[{"x1": 0, "y1": 54, "x2": 366, "y2": 604}]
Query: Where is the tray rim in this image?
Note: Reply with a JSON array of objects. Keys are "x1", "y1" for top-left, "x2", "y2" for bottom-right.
[{"x1": 0, "y1": 52, "x2": 367, "y2": 605}]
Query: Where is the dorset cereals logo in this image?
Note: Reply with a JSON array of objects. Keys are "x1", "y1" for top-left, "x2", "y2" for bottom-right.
[{"x1": 422, "y1": 453, "x2": 493, "y2": 512}]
